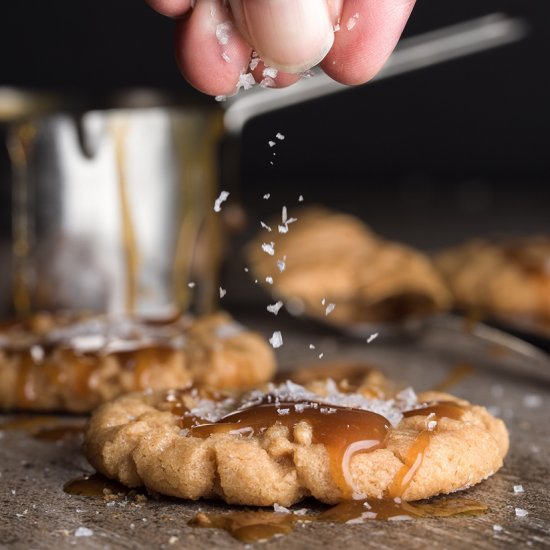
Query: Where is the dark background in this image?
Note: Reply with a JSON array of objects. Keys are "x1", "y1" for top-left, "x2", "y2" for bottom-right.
[{"x1": 1, "y1": 0, "x2": 549, "y2": 250}]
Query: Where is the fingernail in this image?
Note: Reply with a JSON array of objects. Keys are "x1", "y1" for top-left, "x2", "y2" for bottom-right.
[{"x1": 229, "y1": 0, "x2": 334, "y2": 73}]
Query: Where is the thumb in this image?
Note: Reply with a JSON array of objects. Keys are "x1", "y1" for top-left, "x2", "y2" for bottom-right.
[{"x1": 228, "y1": 0, "x2": 335, "y2": 73}]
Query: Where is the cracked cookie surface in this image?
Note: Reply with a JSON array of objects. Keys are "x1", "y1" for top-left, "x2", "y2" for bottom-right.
[{"x1": 83, "y1": 377, "x2": 508, "y2": 506}]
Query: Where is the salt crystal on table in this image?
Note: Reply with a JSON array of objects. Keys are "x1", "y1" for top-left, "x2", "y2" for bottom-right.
[
  {"x1": 493, "y1": 524, "x2": 503, "y2": 532},
  {"x1": 74, "y1": 527, "x2": 94, "y2": 537},
  {"x1": 262, "y1": 242, "x2": 275, "y2": 256},
  {"x1": 325, "y1": 303, "x2": 335, "y2": 316},
  {"x1": 219, "y1": 287, "x2": 226, "y2": 299},
  {"x1": 267, "y1": 301, "x2": 283, "y2": 315},
  {"x1": 269, "y1": 331, "x2": 283, "y2": 348},
  {"x1": 515, "y1": 508, "x2": 528, "y2": 518},
  {"x1": 237, "y1": 72, "x2": 256, "y2": 91},
  {"x1": 309, "y1": 344, "x2": 315, "y2": 349},
  {"x1": 367, "y1": 333, "x2": 379, "y2": 344},
  {"x1": 213, "y1": 190, "x2": 230, "y2": 212},
  {"x1": 514, "y1": 485, "x2": 525, "y2": 494},
  {"x1": 274, "y1": 503, "x2": 290, "y2": 514}
]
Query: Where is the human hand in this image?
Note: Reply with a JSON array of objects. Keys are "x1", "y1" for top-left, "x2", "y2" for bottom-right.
[{"x1": 146, "y1": 0, "x2": 416, "y2": 96}]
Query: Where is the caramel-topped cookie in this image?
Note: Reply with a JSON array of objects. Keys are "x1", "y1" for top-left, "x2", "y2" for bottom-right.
[
  {"x1": 0, "y1": 311, "x2": 275, "y2": 412},
  {"x1": 435, "y1": 236, "x2": 550, "y2": 324},
  {"x1": 83, "y1": 379, "x2": 508, "y2": 506},
  {"x1": 248, "y1": 206, "x2": 451, "y2": 323}
]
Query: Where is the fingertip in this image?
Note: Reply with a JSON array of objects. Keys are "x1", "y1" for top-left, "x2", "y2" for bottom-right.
[{"x1": 145, "y1": 0, "x2": 193, "y2": 18}]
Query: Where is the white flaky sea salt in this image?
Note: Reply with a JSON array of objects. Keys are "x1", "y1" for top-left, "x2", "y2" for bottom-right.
[
  {"x1": 298, "y1": 195, "x2": 304, "y2": 202},
  {"x1": 319, "y1": 353, "x2": 324, "y2": 359},
  {"x1": 74, "y1": 527, "x2": 94, "y2": 537},
  {"x1": 274, "y1": 503, "x2": 291, "y2": 514},
  {"x1": 267, "y1": 301, "x2": 283, "y2": 315},
  {"x1": 347, "y1": 12, "x2": 360, "y2": 30},
  {"x1": 367, "y1": 333, "x2": 379, "y2": 344},
  {"x1": 263, "y1": 193, "x2": 271, "y2": 200},
  {"x1": 268, "y1": 140, "x2": 276, "y2": 147},
  {"x1": 514, "y1": 485, "x2": 525, "y2": 494},
  {"x1": 269, "y1": 331, "x2": 283, "y2": 348},
  {"x1": 325, "y1": 303, "x2": 335, "y2": 316},
  {"x1": 215, "y1": 21, "x2": 233, "y2": 45},
  {"x1": 493, "y1": 524, "x2": 503, "y2": 532},
  {"x1": 263, "y1": 66, "x2": 278, "y2": 79},
  {"x1": 261, "y1": 242, "x2": 275, "y2": 256},
  {"x1": 265, "y1": 276, "x2": 273, "y2": 284},
  {"x1": 260, "y1": 221, "x2": 272, "y2": 232},
  {"x1": 221, "y1": 51, "x2": 231, "y2": 63},
  {"x1": 515, "y1": 508, "x2": 528, "y2": 518},
  {"x1": 219, "y1": 287, "x2": 226, "y2": 299},
  {"x1": 276, "y1": 132, "x2": 285, "y2": 140},
  {"x1": 237, "y1": 72, "x2": 256, "y2": 91},
  {"x1": 277, "y1": 258, "x2": 286, "y2": 272},
  {"x1": 213, "y1": 190, "x2": 230, "y2": 212},
  {"x1": 309, "y1": 344, "x2": 315, "y2": 349}
]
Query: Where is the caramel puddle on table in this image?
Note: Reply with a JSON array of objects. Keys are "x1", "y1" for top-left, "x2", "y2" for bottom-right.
[
  {"x1": 190, "y1": 497, "x2": 487, "y2": 544},
  {"x1": 63, "y1": 473, "x2": 131, "y2": 498},
  {"x1": 0, "y1": 416, "x2": 85, "y2": 441}
]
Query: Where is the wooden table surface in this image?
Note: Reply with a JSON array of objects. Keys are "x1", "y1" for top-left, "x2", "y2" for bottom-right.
[{"x1": 1, "y1": 313, "x2": 549, "y2": 549}]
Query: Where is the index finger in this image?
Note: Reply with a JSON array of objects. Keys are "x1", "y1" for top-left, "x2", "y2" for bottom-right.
[{"x1": 145, "y1": 0, "x2": 193, "y2": 18}]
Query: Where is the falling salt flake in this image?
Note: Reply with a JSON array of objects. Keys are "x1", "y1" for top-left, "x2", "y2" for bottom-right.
[
  {"x1": 74, "y1": 527, "x2": 94, "y2": 537},
  {"x1": 319, "y1": 353, "x2": 324, "y2": 359},
  {"x1": 215, "y1": 95, "x2": 227, "y2": 102},
  {"x1": 260, "y1": 221, "x2": 272, "y2": 232},
  {"x1": 267, "y1": 301, "x2": 284, "y2": 315},
  {"x1": 514, "y1": 485, "x2": 525, "y2": 494},
  {"x1": 265, "y1": 276, "x2": 273, "y2": 285},
  {"x1": 277, "y1": 258, "x2": 286, "y2": 272},
  {"x1": 298, "y1": 195, "x2": 304, "y2": 202},
  {"x1": 261, "y1": 242, "x2": 275, "y2": 256},
  {"x1": 321, "y1": 298, "x2": 326, "y2": 306},
  {"x1": 260, "y1": 77, "x2": 276, "y2": 88},
  {"x1": 523, "y1": 394, "x2": 542, "y2": 408},
  {"x1": 213, "y1": 190, "x2": 230, "y2": 212},
  {"x1": 325, "y1": 303, "x2": 335, "y2": 316},
  {"x1": 515, "y1": 508, "x2": 528, "y2": 518},
  {"x1": 188, "y1": 282, "x2": 196, "y2": 288},
  {"x1": 219, "y1": 287, "x2": 227, "y2": 299},
  {"x1": 221, "y1": 51, "x2": 231, "y2": 63},
  {"x1": 237, "y1": 72, "x2": 256, "y2": 91},
  {"x1": 263, "y1": 66, "x2": 278, "y2": 79},
  {"x1": 268, "y1": 141, "x2": 276, "y2": 147},
  {"x1": 244, "y1": 267, "x2": 249, "y2": 272},
  {"x1": 274, "y1": 503, "x2": 291, "y2": 514},
  {"x1": 269, "y1": 331, "x2": 283, "y2": 349},
  {"x1": 215, "y1": 21, "x2": 233, "y2": 45},
  {"x1": 493, "y1": 524, "x2": 503, "y2": 532},
  {"x1": 276, "y1": 132, "x2": 285, "y2": 140},
  {"x1": 309, "y1": 344, "x2": 316, "y2": 350},
  {"x1": 263, "y1": 193, "x2": 271, "y2": 200},
  {"x1": 282, "y1": 206, "x2": 288, "y2": 223},
  {"x1": 278, "y1": 224, "x2": 288, "y2": 233},
  {"x1": 367, "y1": 333, "x2": 379, "y2": 344},
  {"x1": 270, "y1": 161, "x2": 274, "y2": 165}
]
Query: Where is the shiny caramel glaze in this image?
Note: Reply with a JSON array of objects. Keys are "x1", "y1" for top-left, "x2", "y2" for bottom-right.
[
  {"x1": 190, "y1": 496, "x2": 487, "y2": 543},
  {"x1": 185, "y1": 398, "x2": 391, "y2": 498}
]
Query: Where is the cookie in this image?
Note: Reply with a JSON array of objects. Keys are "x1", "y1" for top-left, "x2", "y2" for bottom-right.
[
  {"x1": 435, "y1": 236, "x2": 550, "y2": 321},
  {"x1": 83, "y1": 378, "x2": 508, "y2": 507},
  {"x1": 0, "y1": 311, "x2": 275, "y2": 412},
  {"x1": 248, "y1": 206, "x2": 451, "y2": 323}
]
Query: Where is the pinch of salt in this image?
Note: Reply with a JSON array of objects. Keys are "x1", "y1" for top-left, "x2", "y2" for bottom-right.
[
  {"x1": 219, "y1": 287, "x2": 226, "y2": 298},
  {"x1": 514, "y1": 485, "x2": 524, "y2": 494},
  {"x1": 309, "y1": 344, "x2": 315, "y2": 349},
  {"x1": 276, "y1": 132, "x2": 285, "y2": 140},
  {"x1": 215, "y1": 21, "x2": 232, "y2": 45},
  {"x1": 325, "y1": 303, "x2": 335, "y2": 316},
  {"x1": 269, "y1": 331, "x2": 283, "y2": 349},
  {"x1": 237, "y1": 72, "x2": 256, "y2": 91},
  {"x1": 260, "y1": 221, "x2": 272, "y2": 232},
  {"x1": 267, "y1": 301, "x2": 284, "y2": 315},
  {"x1": 263, "y1": 66, "x2": 278, "y2": 79},
  {"x1": 278, "y1": 224, "x2": 289, "y2": 233},
  {"x1": 263, "y1": 193, "x2": 271, "y2": 199},
  {"x1": 213, "y1": 190, "x2": 230, "y2": 212},
  {"x1": 282, "y1": 206, "x2": 288, "y2": 224},
  {"x1": 261, "y1": 242, "x2": 275, "y2": 256},
  {"x1": 367, "y1": 332, "x2": 379, "y2": 344},
  {"x1": 265, "y1": 276, "x2": 273, "y2": 284},
  {"x1": 215, "y1": 95, "x2": 226, "y2": 102},
  {"x1": 277, "y1": 258, "x2": 286, "y2": 272},
  {"x1": 515, "y1": 508, "x2": 528, "y2": 517},
  {"x1": 298, "y1": 195, "x2": 304, "y2": 202},
  {"x1": 74, "y1": 527, "x2": 94, "y2": 537}
]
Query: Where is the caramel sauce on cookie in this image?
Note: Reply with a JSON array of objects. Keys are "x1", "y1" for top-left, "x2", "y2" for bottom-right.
[{"x1": 187, "y1": 399, "x2": 390, "y2": 498}]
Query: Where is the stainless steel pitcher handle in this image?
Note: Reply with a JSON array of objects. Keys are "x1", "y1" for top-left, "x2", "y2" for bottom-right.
[{"x1": 224, "y1": 13, "x2": 528, "y2": 134}]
